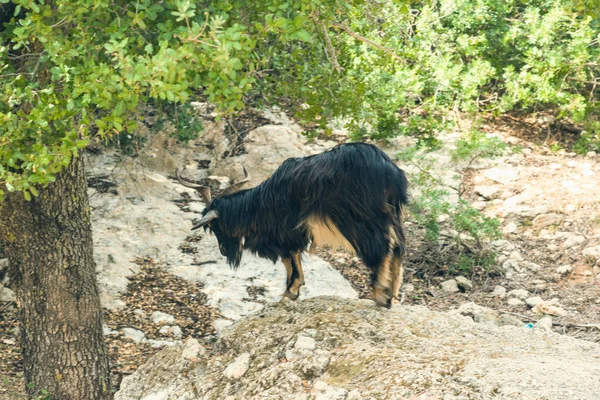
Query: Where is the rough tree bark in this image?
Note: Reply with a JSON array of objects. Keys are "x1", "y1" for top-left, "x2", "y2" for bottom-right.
[{"x1": 0, "y1": 155, "x2": 112, "y2": 399}]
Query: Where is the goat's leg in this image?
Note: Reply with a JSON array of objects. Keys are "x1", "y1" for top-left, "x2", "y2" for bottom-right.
[
  {"x1": 373, "y1": 249, "x2": 394, "y2": 308},
  {"x1": 281, "y1": 257, "x2": 295, "y2": 299},
  {"x1": 282, "y1": 252, "x2": 305, "y2": 301}
]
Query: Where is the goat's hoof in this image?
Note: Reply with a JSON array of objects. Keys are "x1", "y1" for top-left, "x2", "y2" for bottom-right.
[
  {"x1": 283, "y1": 290, "x2": 300, "y2": 301},
  {"x1": 373, "y1": 288, "x2": 392, "y2": 308}
]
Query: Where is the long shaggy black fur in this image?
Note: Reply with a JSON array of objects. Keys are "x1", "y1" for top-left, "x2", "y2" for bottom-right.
[{"x1": 201, "y1": 143, "x2": 408, "y2": 277}]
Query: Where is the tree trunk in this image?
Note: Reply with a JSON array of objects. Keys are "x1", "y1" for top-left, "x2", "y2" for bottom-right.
[{"x1": 0, "y1": 155, "x2": 112, "y2": 400}]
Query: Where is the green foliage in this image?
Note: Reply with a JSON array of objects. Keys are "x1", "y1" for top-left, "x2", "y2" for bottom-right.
[
  {"x1": 330, "y1": 0, "x2": 600, "y2": 141},
  {"x1": 2, "y1": 0, "x2": 599, "y2": 202},
  {"x1": 573, "y1": 121, "x2": 600, "y2": 154},
  {"x1": 396, "y1": 141, "x2": 504, "y2": 273},
  {"x1": 0, "y1": 0, "x2": 347, "y2": 200},
  {"x1": 452, "y1": 129, "x2": 507, "y2": 162}
]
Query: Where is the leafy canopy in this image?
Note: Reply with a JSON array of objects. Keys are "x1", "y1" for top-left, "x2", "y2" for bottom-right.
[
  {"x1": 0, "y1": 0, "x2": 348, "y2": 200},
  {"x1": 2, "y1": 0, "x2": 599, "y2": 201}
]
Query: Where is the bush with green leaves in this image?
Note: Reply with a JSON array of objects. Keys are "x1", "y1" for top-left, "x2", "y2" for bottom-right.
[
  {"x1": 396, "y1": 132, "x2": 506, "y2": 274},
  {"x1": 283, "y1": 0, "x2": 600, "y2": 140}
]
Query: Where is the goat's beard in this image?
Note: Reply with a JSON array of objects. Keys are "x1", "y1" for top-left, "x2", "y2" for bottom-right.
[{"x1": 223, "y1": 238, "x2": 243, "y2": 269}]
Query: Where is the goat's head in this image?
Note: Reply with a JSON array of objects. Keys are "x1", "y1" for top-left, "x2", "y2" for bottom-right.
[{"x1": 176, "y1": 166, "x2": 250, "y2": 266}]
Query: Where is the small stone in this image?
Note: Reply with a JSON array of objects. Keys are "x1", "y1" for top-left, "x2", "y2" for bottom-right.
[
  {"x1": 582, "y1": 245, "x2": 600, "y2": 261},
  {"x1": 492, "y1": 239, "x2": 516, "y2": 252},
  {"x1": 224, "y1": 353, "x2": 251, "y2": 379},
  {"x1": 556, "y1": 265, "x2": 573, "y2": 275},
  {"x1": 500, "y1": 190, "x2": 514, "y2": 199},
  {"x1": 102, "y1": 325, "x2": 118, "y2": 336},
  {"x1": 471, "y1": 201, "x2": 487, "y2": 211},
  {"x1": 484, "y1": 167, "x2": 519, "y2": 185},
  {"x1": 586, "y1": 151, "x2": 597, "y2": 158},
  {"x1": 474, "y1": 185, "x2": 501, "y2": 200},
  {"x1": 532, "y1": 303, "x2": 568, "y2": 317},
  {"x1": 440, "y1": 279, "x2": 459, "y2": 293},
  {"x1": 563, "y1": 235, "x2": 585, "y2": 248},
  {"x1": 147, "y1": 339, "x2": 177, "y2": 348},
  {"x1": 455, "y1": 276, "x2": 473, "y2": 291},
  {"x1": 507, "y1": 289, "x2": 529, "y2": 300},
  {"x1": 493, "y1": 286, "x2": 507, "y2": 298},
  {"x1": 508, "y1": 251, "x2": 523, "y2": 261},
  {"x1": 547, "y1": 244, "x2": 559, "y2": 251},
  {"x1": 151, "y1": 311, "x2": 176, "y2": 324},
  {"x1": 295, "y1": 335, "x2": 317, "y2": 351},
  {"x1": 535, "y1": 316, "x2": 553, "y2": 332},
  {"x1": 285, "y1": 349, "x2": 296, "y2": 361},
  {"x1": 564, "y1": 204, "x2": 577, "y2": 214},
  {"x1": 0, "y1": 286, "x2": 15, "y2": 302},
  {"x1": 121, "y1": 327, "x2": 146, "y2": 344},
  {"x1": 133, "y1": 308, "x2": 147, "y2": 318},
  {"x1": 532, "y1": 213, "x2": 562, "y2": 230},
  {"x1": 181, "y1": 338, "x2": 205, "y2": 360},
  {"x1": 525, "y1": 296, "x2": 544, "y2": 307},
  {"x1": 188, "y1": 202, "x2": 206, "y2": 213},
  {"x1": 158, "y1": 325, "x2": 183, "y2": 339},
  {"x1": 507, "y1": 298, "x2": 524, "y2": 306},
  {"x1": 347, "y1": 389, "x2": 362, "y2": 400},
  {"x1": 503, "y1": 222, "x2": 518, "y2": 234}
]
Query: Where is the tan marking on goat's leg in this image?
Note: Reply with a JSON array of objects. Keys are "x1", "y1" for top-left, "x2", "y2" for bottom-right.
[
  {"x1": 281, "y1": 257, "x2": 293, "y2": 289},
  {"x1": 373, "y1": 249, "x2": 394, "y2": 308},
  {"x1": 373, "y1": 225, "x2": 402, "y2": 308},
  {"x1": 389, "y1": 257, "x2": 404, "y2": 306},
  {"x1": 292, "y1": 252, "x2": 305, "y2": 286},
  {"x1": 284, "y1": 252, "x2": 305, "y2": 301}
]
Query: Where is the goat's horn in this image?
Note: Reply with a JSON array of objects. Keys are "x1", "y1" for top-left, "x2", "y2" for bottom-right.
[
  {"x1": 191, "y1": 209, "x2": 218, "y2": 230},
  {"x1": 176, "y1": 168, "x2": 212, "y2": 205},
  {"x1": 221, "y1": 165, "x2": 250, "y2": 196}
]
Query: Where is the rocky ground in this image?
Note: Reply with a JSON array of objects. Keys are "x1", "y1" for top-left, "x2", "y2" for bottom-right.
[
  {"x1": 116, "y1": 297, "x2": 600, "y2": 400},
  {"x1": 1, "y1": 108, "x2": 599, "y2": 399}
]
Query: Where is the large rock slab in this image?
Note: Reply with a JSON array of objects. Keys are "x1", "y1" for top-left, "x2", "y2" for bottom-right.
[{"x1": 116, "y1": 297, "x2": 600, "y2": 400}]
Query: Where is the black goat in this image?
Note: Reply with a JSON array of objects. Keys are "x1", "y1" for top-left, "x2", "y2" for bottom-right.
[{"x1": 177, "y1": 143, "x2": 409, "y2": 307}]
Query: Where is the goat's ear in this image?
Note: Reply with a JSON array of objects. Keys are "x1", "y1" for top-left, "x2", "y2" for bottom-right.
[{"x1": 191, "y1": 209, "x2": 218, "y2": 230}]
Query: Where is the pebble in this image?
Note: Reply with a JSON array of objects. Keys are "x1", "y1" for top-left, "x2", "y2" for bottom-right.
[
  {"x1": 440, "y1": 279, "x2": 459, "y2": 293},
  {"x1": 562, "y1": 235, "x2": 585, "y2": 248},
  {"x1": 525, "y1": 297, "x2": 544, "y2": 307},
  {"x1": 159, "y1": 325, "x2": 183, "y2": 339},
  {"x1": 503, "y1": 222, "x2": 518, "y2": 234},
  {"x1": 121, "y1": 327, "x2": 146, "y2": 344},
  {"x1": 507, "y1": 298, "x2": 524, "y2": 306},
  {"x1": 0, "y1": 286, "x2": 15, "y2": 302},
  {"x1": 181, "y1": 338, "x2": 205, "y2": 360},
  {"x1": 508, "y1": 251, "x2": 523, "y2": 261},
  {"x1": 492, "y1": 286, "x2": 507, "y2": 298},
  {"x1": 564, "y1": 204, "x2": 577, "y2": 214},
  {"x1": 455, "y1": 276, "x2": 473, "y2": 291},
  {"x1": 224, "y1": 352, "x2": 251, "y2": 379},
  {"x1": 151, "y1": 311, "x2": 176, "y2": 324},
  {"x1": 582, "y1": 245, "x2": 600, "y2": 261},
  {"x1": 535, "y1": 316, "x2": 553, "y2": 332},
  {"x1": 507, "y1": 289, "x2": 529, "y2": 300},
  {"x1": 532, "y1": 213, "x2": 562, "y2": 230},
  {"x1": 295, "y1": 335, "x2": 317, "y2": 351},
  {"x1": 532, "y1": 303, "x2": 568, "y2": 317},
  {"x1": 474, "y1": 185, "x2": 501, "y2": 199},
  {"x1": 556, "y1": 265, "x2": 573, "y2": 275}
]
